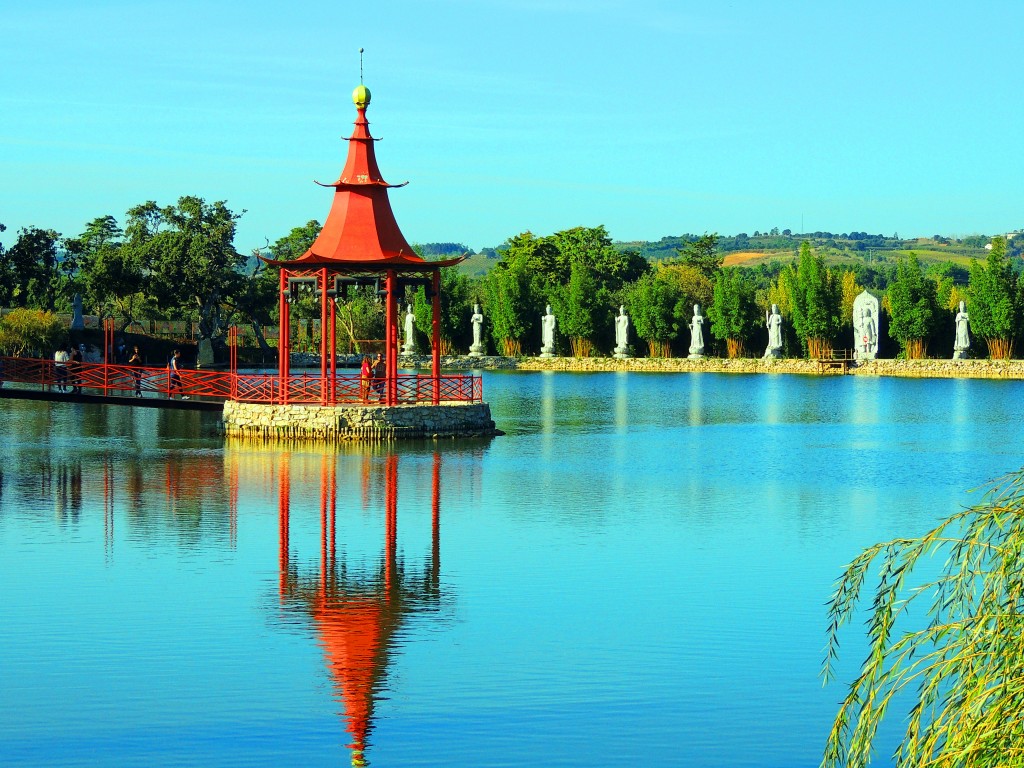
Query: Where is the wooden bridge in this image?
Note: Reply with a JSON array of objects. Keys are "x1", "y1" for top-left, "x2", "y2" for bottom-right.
[{"x1": 0, "y1": 355, "x2": 482, "y2": 410}]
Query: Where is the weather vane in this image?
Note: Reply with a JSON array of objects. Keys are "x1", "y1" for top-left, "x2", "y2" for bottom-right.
[{"x1": 359, "y1": 47, "x2": 364, "y2": 84}]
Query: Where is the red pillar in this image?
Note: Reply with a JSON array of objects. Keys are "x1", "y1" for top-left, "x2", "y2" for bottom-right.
[
  {"x1": 385, "y1": 269, "x2": 397, "y2": 406},
  {"x1": 279, "y1": 268, "x2": 291, "y2": 404},
  {"x1": 431, "y1": 269, "x2": 441, "y2": 405},
  {"x1": 329, "y1": 281, "x2": 337, "y2": 404},
  {"x1": 320, "y1": 267, "x2": 329, "y2": 405}
]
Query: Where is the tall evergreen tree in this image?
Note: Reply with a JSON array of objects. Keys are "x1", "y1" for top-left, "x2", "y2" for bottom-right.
[
  {"x1": 886, "y1": 254, "x2": 939, "y2": 359},
  {"x1": 967, "y1": 236, "x2": 1020, "y2": 359},
  {"x1": 708, "y1": 268, "x2": 759, "y2": 357}
]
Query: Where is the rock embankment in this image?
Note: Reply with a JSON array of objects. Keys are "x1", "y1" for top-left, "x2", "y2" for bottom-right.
[
  {"x1": 390, "y1": 354, "x2": 1024, "y2": 379},
  {"x1": 223, "y1": 400, "x2": 499, "y2": 442}
]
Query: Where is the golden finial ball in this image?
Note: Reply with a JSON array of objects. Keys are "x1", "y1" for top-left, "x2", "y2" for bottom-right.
[{"x1": 352, "y1": 84, "x2": 371, "y2": 109}]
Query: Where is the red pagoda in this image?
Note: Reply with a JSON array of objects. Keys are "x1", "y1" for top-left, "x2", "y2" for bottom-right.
[{"x1": 262, "y1": 83, "x2": 462, "y2": 406}]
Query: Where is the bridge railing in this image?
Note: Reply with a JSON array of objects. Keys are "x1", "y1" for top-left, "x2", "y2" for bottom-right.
[{"x1": 0, "y1": 356, "x2": 482, "y2": 405}]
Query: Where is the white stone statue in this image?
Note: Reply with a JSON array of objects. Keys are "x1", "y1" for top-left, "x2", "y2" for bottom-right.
[
  {"x1": 540, "y1": 304, "x2": 556, "y2": 358},
  {"x1": 402, "y1": 304, "x2": 416, "y2": 355},
  {"x1": 613, "y1": 305, "x2": 631, "y2": 359},
  {"x1": 688, "y1": 304, "x2": 705, "y2": 359},
  {"x1": 469, "y1": 303, "x2": 485, "y2": 357},
  {"x1": 71, "y1": 293, "x2": 85, "y2": 330},
  {"x1": 763, "y1": 304, "x2": 783, "y2": 359},
  {"x1": 953, "y1": 300, "x2": 970, "y2": 360},
  {"x1": 853, "y1": 290, "x2": 879, "y2": 360}
]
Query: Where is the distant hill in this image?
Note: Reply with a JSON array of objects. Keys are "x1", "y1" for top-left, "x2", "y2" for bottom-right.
[
  {"x1": 413, "y1": 242, "x2": 502, "y2": 277},
  {"x1": 416, "y1": 231, "x2": 1020, "y2": 281}
]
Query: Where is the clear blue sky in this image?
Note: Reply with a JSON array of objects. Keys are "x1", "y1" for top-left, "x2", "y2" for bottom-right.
[{"x1": 2, "y1": 0, "x2": 1021, "y2": 254}]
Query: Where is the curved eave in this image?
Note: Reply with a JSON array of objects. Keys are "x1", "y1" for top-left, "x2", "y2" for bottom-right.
[
  {"x1": 314, "y1": 180, "x2": 410, "y2": 189},
  {"x1": 260, "y1": 254, "x2": 465, "y2": 271}
]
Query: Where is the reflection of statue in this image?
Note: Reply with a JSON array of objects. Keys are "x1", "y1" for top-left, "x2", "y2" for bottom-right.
[
  {"x1": 402, "y1": 304, "x2": 416, "y2": 355},
  {"x1": 953, "y1": 301, "x2": 970, "y2": 359},
  {"x1": 613, "y1": 305, "x2": 631, "y2": 359},
  {"x1": 469, "y1": 304, "x2": 485, "y2": 357},
  {"x1": 540, "y1": 304, "x2": 556, "y2": 358},
  {"x1": 853, "y1": 290, "x2": 880, "y2": 360},
  {"x1": 688, "y1": 304, "x2": 705, "y2": 359},
  {"x1": 763, "y1": 304, "x2": 783, "y2": 359}
]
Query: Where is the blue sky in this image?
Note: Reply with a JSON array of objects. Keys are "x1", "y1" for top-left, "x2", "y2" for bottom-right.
[{"x1": 2, "y1": 0, "x2": 1021, "y2": 254}]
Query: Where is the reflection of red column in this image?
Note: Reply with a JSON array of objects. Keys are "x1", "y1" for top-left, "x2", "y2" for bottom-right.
[
  {"x1": 431, "y1": 451, "x2": 441, "y2": 581},
  {"x1": 431, "y1": 269, "x2": 441, "y2": 404},
  {"x1": 104, "y1": 455, "x2": 114, "y2": 557},
  {"x1": 279, "y1": 456, "x2": 290, "y2": 599},
  {"x1": 384, "y1": 454, "x2": 398, "y2": 592},
  {"x1": 328, "y1": 454, "x2": 337, "y2": 568},
  {"x1": 228, "y1": 452, "x2": 238, "y2": 549},
  {"x1": 320, "y1": 455, "x2": 328, "y2": 593}
]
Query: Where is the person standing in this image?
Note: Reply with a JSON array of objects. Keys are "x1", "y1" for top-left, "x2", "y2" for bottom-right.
[
  {"x1": 54, "y1": 346, "x2": 70, "y2": 392},
  {"x1": 359, "y1": 355, "x2": 371, "y2": 402},
  {"x1": 168, "y1": 349, "x2": 189, "y2": 400},
  {"x1": 128, "y1": 345, "x2": 144, "y2": 397},
  {"x1": 371, "y1": 353, "x2": 386, "y2": 402},
  {"x1": 69, "y1": 344, "x2": 83, "y2": 394}
]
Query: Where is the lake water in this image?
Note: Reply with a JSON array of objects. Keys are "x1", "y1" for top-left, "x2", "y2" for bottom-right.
[{"x1": 2, "y1": 371, "x2": 1023, "y2": 767}]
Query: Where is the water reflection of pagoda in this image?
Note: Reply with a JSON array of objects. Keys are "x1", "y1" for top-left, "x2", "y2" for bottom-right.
[{"x1": 276, "y1": 451, "x2": 445, "y2": 767}]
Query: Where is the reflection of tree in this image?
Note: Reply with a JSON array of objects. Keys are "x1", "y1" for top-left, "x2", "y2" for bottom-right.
[{"x1": 274, "y1": 452, "x2": 445, "y2": 767}]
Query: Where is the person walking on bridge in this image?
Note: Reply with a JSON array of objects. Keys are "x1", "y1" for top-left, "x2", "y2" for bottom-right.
[
  {"x1": 128, "y1": 345, "x2": 144, "y2": 397},
  {"x1": 168, "y1": 349, "x2": 188, "y2": 400}
]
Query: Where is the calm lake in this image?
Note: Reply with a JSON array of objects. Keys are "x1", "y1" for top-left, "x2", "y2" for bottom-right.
[{"x1": 2, "y1": 370, "x2": 1023, "y2": 767}]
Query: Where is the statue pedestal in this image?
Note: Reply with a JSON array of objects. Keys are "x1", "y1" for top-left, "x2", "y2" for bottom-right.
[
  {"x1": 401, "y1": 343, "x2": 416, "y2": 356},
  {"x1": 539, "y1": 348, "x2": 555, "y2": 359},
  {"x1": 613, "y1": 345, "x2": 630, "y2": 359},
  {"x1": 687, "y1": 353, "x2": 704, "y2": 360},
  {"x1": 468, "y1": 343, "x2": 484, "y2": 358},
  {"x1": 953, "y1": 350, "x2": 968, "y2": 360},
  {"x1": 763, "y1": 348, "x2": 781, "y2": 360}
]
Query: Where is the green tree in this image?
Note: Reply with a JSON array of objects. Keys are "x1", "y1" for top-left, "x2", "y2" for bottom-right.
[
  {"x1": 0, "y1": 308, "x2": 65, "y2": 356},
  {"x1": 63, "y1": 216, "x2": 149, "y2": 327},
  {"x1": 785, "y1": 242, "x2": 842, "y2": 357},
  {"x1": 823, "y1": 469, "x2": 1024, "y2": 768},
  {"x1": 484, "y1": 263, "x2": 536, "y2": 356},
  {"x1": 124, "y1": 196, "x2": 246, "y2": 358},
  {"x1": 5, "y1": 227, "x2": 64, "y2": 311},
  {"x1": 550, "y1": 261, "x2": 601, "y2": 357},
  {"x1": 967, "y1": 237, "x2": 1020, "y2": 359},
  {"x1": 708, "y1": 268, "x2": 759, "y2": 357},
  {"x1": 886, "y1": 254, "x2": 940, "y2": 359},
  {"x1": 677, "y1": 233, "x2": 722, "y2": 279},
  {"x1": 626, "y1": 271, "x2": 681, "y2": 357}
]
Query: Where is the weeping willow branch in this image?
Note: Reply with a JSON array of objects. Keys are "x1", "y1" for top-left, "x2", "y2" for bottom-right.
[{"x1": 823, "y1": 470, "x2": 1024, "y2": 768}]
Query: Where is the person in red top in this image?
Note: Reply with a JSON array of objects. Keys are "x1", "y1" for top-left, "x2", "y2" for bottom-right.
[{"x1": 359, "y1": 355, "x2": 371, "y2": 402}]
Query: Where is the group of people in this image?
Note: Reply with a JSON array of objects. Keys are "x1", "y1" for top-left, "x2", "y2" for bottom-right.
[
  {"x1": 360, "y1": 353, "x2": 387, "y2": 402},
  {"x1": 53, "y1": 344, "x2": 85, "y2": 394},
  {"x1": 51, "y1": 343, "x2": 189, "y2": 400}
]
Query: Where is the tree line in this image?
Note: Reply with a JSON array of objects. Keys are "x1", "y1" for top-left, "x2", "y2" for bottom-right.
[{"x1": 2, "y1": 196, "x2": 1023, "y2": 361}]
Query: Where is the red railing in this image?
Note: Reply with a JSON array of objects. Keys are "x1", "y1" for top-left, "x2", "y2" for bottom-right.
[{"x1": 0, "y1": 356, "x2": 482, "y2": 405}]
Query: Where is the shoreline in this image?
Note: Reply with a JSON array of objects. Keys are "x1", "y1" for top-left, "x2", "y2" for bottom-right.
[{"x1": 381, "y1": 354, "x2": 1024, "y2": 380}]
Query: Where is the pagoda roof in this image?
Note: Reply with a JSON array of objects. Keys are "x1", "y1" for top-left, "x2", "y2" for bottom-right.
[{"x1": 264, "y1": 84, "x2": 463, "y2": 272}]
